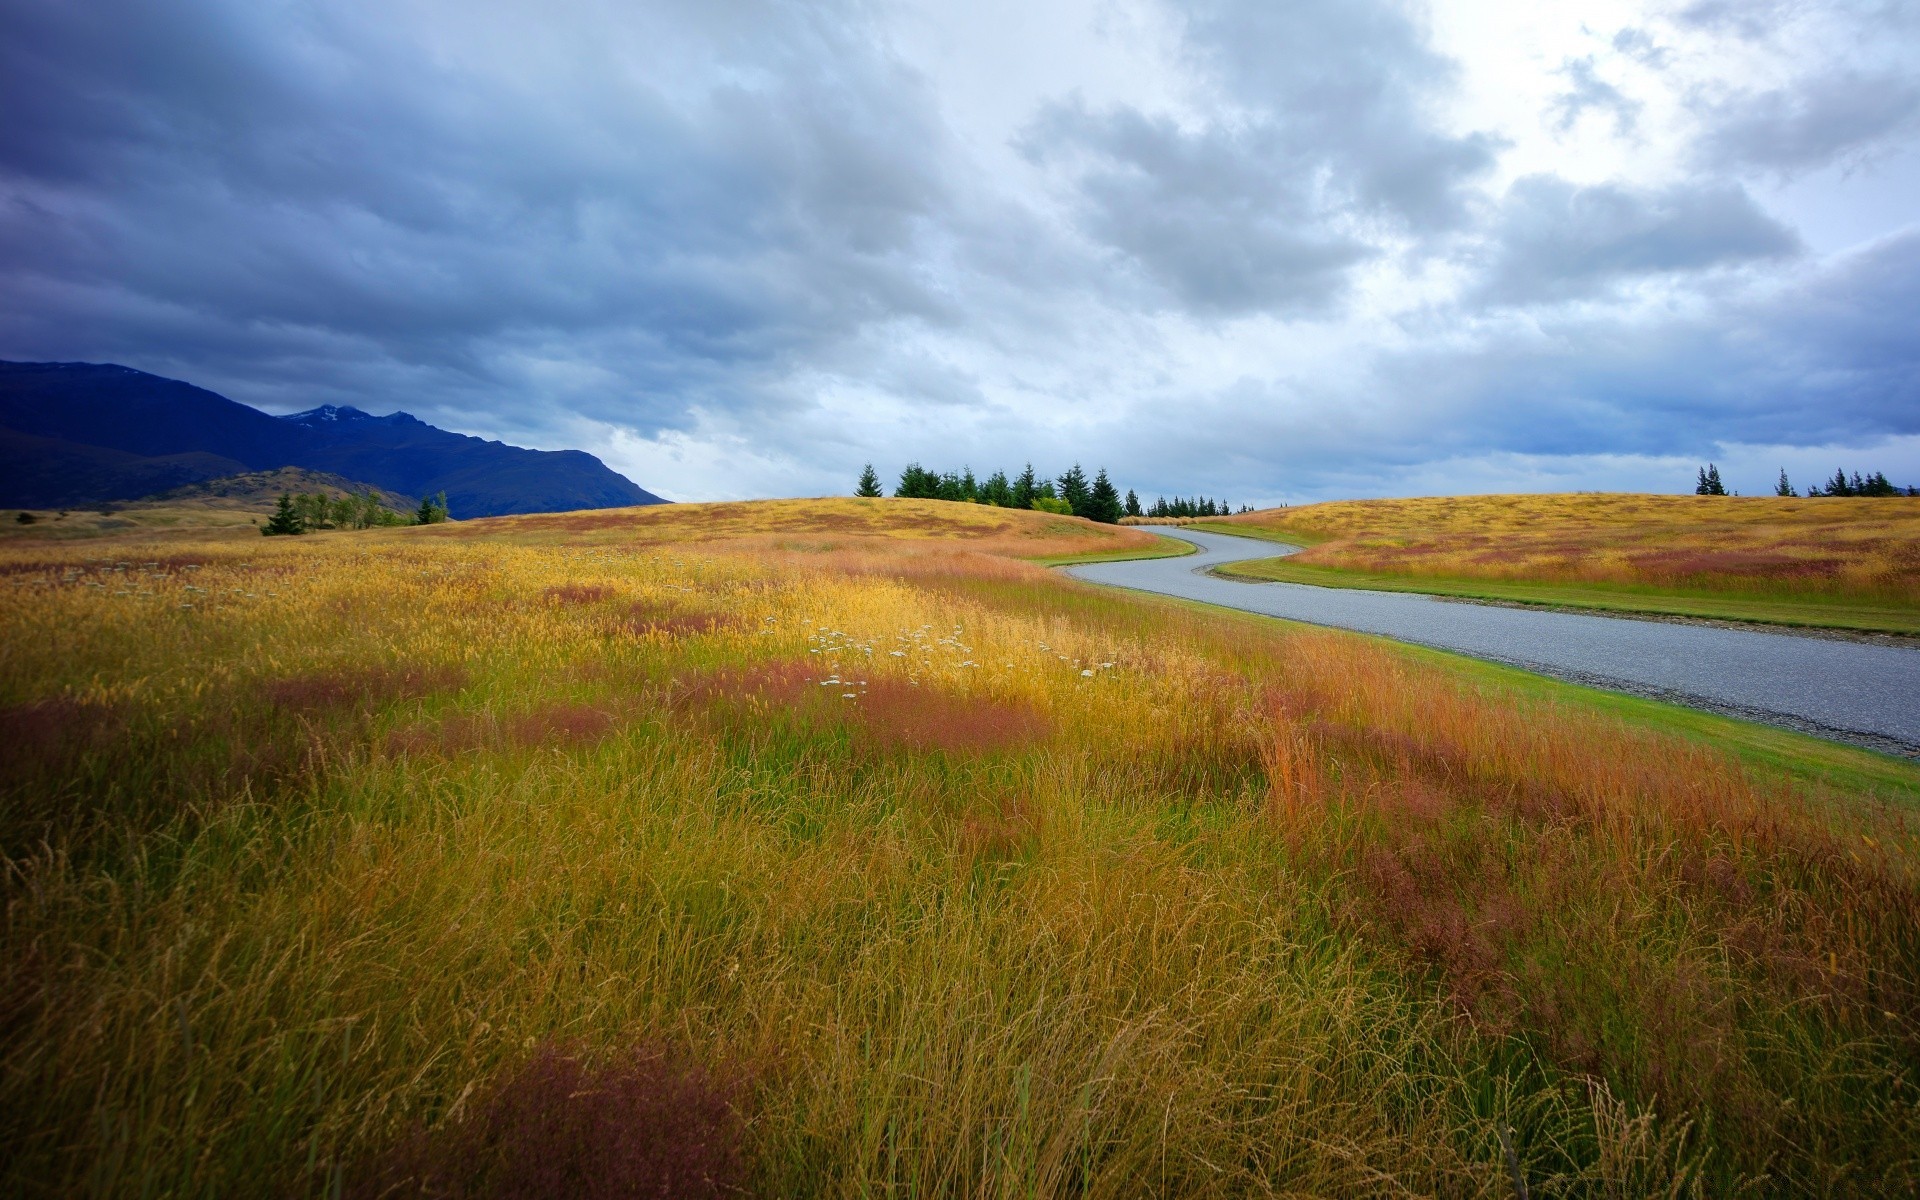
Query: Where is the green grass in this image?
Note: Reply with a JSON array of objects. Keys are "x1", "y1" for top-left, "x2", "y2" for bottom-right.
[{"x1": 1213, "y1": 552, "x2": 1920, "y2": 635}]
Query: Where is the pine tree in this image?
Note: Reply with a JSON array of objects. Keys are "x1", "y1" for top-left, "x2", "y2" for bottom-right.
[
  {"x1": 983, "y1": 470, "x2": 1013, "y2": 507},
  {"x1": 1012, "y1": 464, "x2": 1037, "y2": 509},
  {"x1": 1775, "y1": 469, "x2": 1796, "y2": 497},
  {"x1": 895, "y1": 464, "x2": 939, "y2": 499},
  {"x1": 262, "y1": 493, "x2": 306, "y2": 536},
  {"x1": 1058, "y1": 464, "x2": 1091, "y2": 517},
  {"x1": 415, "y1": 492, "x2": 449, "y2": 525},
  {"x1": 855, "y1": 463, "x2": 882, "y2": 497},
  {"x1": 1124, "y1": 489, "x2": 1141, "y2": 518},
  {"x1": 1827, "y1": 467, "x2": 1853, "y2": 497},
  {"x1": 1695, "y1": 464, "x2": 1726, "y2": 496},
  {"x1": 1087, "y1": 468, "x2": 1123, "y2": 523}
]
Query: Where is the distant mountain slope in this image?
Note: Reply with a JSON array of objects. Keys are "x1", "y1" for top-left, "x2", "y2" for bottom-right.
[
  {"x1": 142, "y1": 467, "x2": 419, "y2": 513},
  {"x1": 0, "y1": 361, "x2": 665, "y2": 515}
]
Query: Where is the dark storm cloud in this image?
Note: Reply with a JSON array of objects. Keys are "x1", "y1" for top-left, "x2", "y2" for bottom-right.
[
  {"x1": 1356, "y1": 230, "x2": 1918, "y2": 470},
  {"x1": 1177, "y1": 0, "x2": 1501, "y2": 232},
  {"x1": 1695, "y1": 71, "x2": 1920, "y2": 173},
  {"x1": 1019, "y1": 105, "x2": 1372, "y2": 315},
  {"x1": 1473, "y1": 176, "x2": 1800, "y2": 305},
  {"x1": 0, "y1": 0, "x2": 958, "y2": 430},
  {"x1": 1019, "y1": 0, "x2": 1498, "y2": 317}
]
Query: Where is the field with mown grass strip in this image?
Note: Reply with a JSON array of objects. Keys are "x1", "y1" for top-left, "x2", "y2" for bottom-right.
[
  {"x1": 1197, "y1": 492, "x2": 1920, "y2": 635},
  {"x1": 4, "y1": 496, "x2": 1919, "y2": 1196}
]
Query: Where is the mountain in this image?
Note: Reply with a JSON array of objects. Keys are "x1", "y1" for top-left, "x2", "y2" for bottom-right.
[{"x1": 0, "y1": 361, "x2": 665, "y2": 515}]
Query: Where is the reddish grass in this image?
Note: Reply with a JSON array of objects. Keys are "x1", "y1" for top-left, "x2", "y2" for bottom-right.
[
  {"x1": 542, "y1": 584, "x2": 613, "y2": 606},
  {"x1": 957, "y1": 789, "x2": 1041, "y2": 863},
  {"x1": 0, "y1": 697, "x2": 126, "y2": 785},
  {"x1": 355, "y1": 1039, "x2": 748, "y2": 1200},
  {"x1": 850, "y1": 679, "x2": 1049, "y2": 756},
  {"x1": 673, "y1": 661, "x2": 817, "y2": 711},
  {"x1": 386, "y1": 704, "x2": 622, "y2": 757},
  {"x1": 263, "y1": 666, "x2": 467, "y2": 714},
  {"x1": 1240, "y1": 640, "x2": 1920, "y2": 1132},
  {"x1": 667, "y1": 663, "x2": 1048, "y2": 757}
]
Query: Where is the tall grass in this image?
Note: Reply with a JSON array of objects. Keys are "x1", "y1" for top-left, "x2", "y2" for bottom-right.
[
  {"x1": 3, "y1": 505, "x2": 1918, "y2": 1195},
  {"x1": 1217, "y1": 492, "x2": 1920, "y2": 608}
]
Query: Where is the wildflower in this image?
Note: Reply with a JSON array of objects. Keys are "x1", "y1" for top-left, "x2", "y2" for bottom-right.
[{"x1": 1080, "y1": 669, "x2": 1094, "y2": 677}]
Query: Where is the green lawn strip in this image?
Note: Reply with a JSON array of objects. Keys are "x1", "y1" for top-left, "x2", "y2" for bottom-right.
[
  {"x1": 1212, "y1": 556, "x2": 1920, "y2": 636},
  {"x1": 1033, "y1": 535, "x2": 1199, "y2": 567},
  {"x1": 1391, "y1": 640, "x2": 1920, "y2": 804},
  {"x1": 1097, "y1": 588, "x2": 1920, "y2": 806}
]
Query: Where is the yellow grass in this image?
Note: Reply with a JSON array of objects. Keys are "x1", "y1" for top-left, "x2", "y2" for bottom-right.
[
  {"x1": 3, "y1": 498, "x2": 1918, "y2": 1195},
  {"x1": 1207, "y1": 492, "x2": 1920, "y2": 631}
]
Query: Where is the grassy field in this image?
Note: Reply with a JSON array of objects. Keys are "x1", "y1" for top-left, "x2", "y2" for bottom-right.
[
  {"x1": 4, "y1": 468, "x2": 418, "y2": 542},
  {"x1": 4, "y1": 497, "x2": 1919, "y2": 1195},
  {"x1": 1195, "y1": 493, "x2": 1920, "y2": 634}
]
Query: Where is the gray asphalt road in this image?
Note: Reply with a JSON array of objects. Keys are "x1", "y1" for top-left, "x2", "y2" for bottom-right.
[{"x1": 1068, "y1": 527, "x2": 1920, "y2": 755}]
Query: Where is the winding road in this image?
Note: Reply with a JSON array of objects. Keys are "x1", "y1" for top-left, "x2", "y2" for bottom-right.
[{"x1": 1068, "y1": 527, "x2": 1920, "y2": 756}]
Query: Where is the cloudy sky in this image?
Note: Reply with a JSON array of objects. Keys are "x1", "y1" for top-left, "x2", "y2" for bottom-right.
[{"x1": 2, "y1": 0, "x2": 1917, "y2": 503}]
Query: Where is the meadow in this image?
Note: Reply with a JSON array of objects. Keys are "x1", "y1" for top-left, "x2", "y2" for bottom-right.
[
  {"x1": 3, "y1": 496, "x2": 1919, "y2": 1196},
  {"x1": 1198, "y1": 492, "x2": 1920, "y2": 634}
]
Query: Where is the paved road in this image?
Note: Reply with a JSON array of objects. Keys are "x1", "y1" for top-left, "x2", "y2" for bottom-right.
[{"x1": 1068, "y1": 527, "x2": 1920, "y2": 755}]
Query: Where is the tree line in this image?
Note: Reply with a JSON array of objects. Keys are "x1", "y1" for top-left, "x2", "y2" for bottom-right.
[
  {"x1": 262, "y1": 489, "x2": 448, "y2": 536},
  {"x1": 857, "y1": 462, "x2": 1247, "y2": 524},
  {"x1": 1696, "y1": 465, "x2": 1918, "y2": 497}
]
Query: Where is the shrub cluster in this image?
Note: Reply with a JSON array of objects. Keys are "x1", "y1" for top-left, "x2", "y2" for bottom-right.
[{"x1": 263, "y1": 489, "x2": 445, "y2": 536}]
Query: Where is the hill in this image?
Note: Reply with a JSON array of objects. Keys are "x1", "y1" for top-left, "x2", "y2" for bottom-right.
[
  {"x1": 1202, "y1": 491, "x2": 1920, "y2": 634},
  {"x1": 140, "y1": 466, "x2": 419, "y2": 511},
  {"x1": 2, "y1": 468, "x2": 418, "y2": 541},
  {"x1": 0, "y1": 360, "x2": 665, "y2": 516}
]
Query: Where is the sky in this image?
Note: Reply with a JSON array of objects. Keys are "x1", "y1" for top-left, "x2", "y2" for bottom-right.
[{"x1": 1, "y1": 0, "x2": 1917, "y2": 504}]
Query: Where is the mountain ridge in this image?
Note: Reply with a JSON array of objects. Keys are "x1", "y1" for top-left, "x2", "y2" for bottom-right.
[{"x1": 0, "y1": 361, "x2": 665, "y2": 516}]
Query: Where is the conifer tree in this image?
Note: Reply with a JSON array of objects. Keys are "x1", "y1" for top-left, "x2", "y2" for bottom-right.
[
  {"x1": 1695, "y1": 464, "x2": 1726, "y2": 496},
  {"x1": 1058, "y1": 464, "x2": 1091, "y2": 517},
  {"x1": 1124, "y1": 489, "x2": 1141, "y2": 518},
  {"x1": 262, "y1": 492, "x2": 306, "y2": 536},
  {"x1": 1087, "y1": 468, "x2": 1123, "y2": 523},
  {"x1": 855, "y1": 464, "x2": 882, "y2": 497},
  {"x1": 983, "y1": 470, "x2": 1013, "y2": 507},
  {"x1": 1012, "y1": 464, "x2": 1037, "y2": 509},
  {"x1": 895, "y1": 464, "x2": 939, "y2": 499},
  {"x1": 415, "y1": 491, "x2": 449, "y2": 524},
  {"x1": 1775, "y1": 469, "x2": 1795, "y2": 497}
]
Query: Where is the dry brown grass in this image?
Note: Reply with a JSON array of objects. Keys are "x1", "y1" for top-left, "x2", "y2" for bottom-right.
[{"x1": 1217, "y1": 492, "x2": 1920, "y2": 603}]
